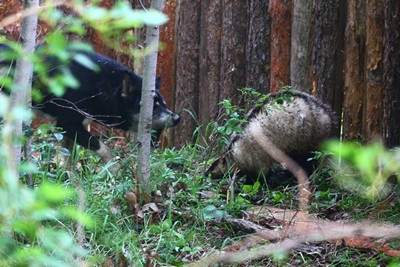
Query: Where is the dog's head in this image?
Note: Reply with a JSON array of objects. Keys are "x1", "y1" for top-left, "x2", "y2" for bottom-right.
[{"x1": 121, "y1": 73, "x2": 180, "y2": 134}]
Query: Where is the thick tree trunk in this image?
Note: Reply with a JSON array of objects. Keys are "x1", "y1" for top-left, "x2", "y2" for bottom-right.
[
  {"x1": 342, "y1": 0, "x2": 366, "y2": 141},
  {"x1": 364, "y1": 0, "x2": 383, "y2": 142},
  {"x1": 137, "y1": 0, "x2": 163, "y2": 194},
  {"x1": 219, "y1": 1, "x2": 247, "y2": 105},
  {"x1": 246, "y1": 0, "x2": 270, "y2": 94},
  {"x1": 269, "y1": 0, "x2": 292, "y2": 92},
  {"x1": 291, "y1": 0, "x2": 312, "y2": 93},
  {"x1": 158, "y1": 0, "x2": 177, "y2": 147},
  {"x1": 198, "y1": 0, "x2": 222, "y2": 129},
  {"x1": 311, "y1": 0, "x2": 344, "y2": 138},
  {"x1": 174, "y1": 0, "x2": 201, "y2": 147},
  {"x1": 383, "y1": 1, "x2": 400, "y2": 148},
  {"x1": 9, "y1": 0, "x2": 38, "y2": 172}
]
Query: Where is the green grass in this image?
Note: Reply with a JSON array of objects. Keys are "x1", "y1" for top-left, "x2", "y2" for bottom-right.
[{"x1": 2, "y1": 123, "x2": 399, "y2": 266}]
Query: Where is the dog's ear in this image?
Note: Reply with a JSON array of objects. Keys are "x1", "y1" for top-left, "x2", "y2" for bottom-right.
[
  {"x1": 121, "y1": 73, "x2": 140, "y2": 97},
  {"x1": 155, "y1": 76, "x2": 162, "y2": 89}
]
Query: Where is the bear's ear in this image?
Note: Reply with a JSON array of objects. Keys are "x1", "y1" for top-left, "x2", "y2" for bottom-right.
[
  {"x1": 155, "y1": 76, "x2": 162, "y2": 89},
  {"x1": 121, "y1": 73, "x2": 140, "y2": 97}
]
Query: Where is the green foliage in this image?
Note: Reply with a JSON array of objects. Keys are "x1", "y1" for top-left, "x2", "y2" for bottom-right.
[
  {"x1": 325, "y1": 140, "x2": 400, "y2": 199},
  {"x1": 0, "y1": 174, "x2": 91, "y2": 266},
  {"x1": 4, "y1": 122, "x2": 398, "y2": 266},
  {"x1": 0, "y1": 1, "x2": 170, "y2": 266},
  {"x1": 2, "y1": 1, "x2": 400, "y2": 265},
  {"x1": 201, "y1": 205, "x2": 228, "y2": 220},
  {"x1": 40, "y1": 1, "x2": 168, "y2": 49},
  {"x1": 242, "y1": 181, "x2": 261, "y2": 195}
]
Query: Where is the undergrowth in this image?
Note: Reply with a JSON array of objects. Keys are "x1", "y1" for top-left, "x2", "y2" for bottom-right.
[
  {"x1": 13, "y1": 115, "x2": 399, "y2": 266},
  {"x1": 2, "y1": 88, "x2": 400, "y2": 266}
]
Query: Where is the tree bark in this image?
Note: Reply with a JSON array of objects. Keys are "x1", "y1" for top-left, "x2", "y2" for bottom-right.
[
  {"x1": 364, "y1": 0, "x2": 383, "y2": 142},
  {"x1": 269, "y1": 0, "x2": 292, "y2": 92},
  {"x1": 342, "y1": 0, "x2": 366, "y2": 141},
  {"x1": 291, "y1": 0, "x2": 312, "y2": 93},
  {"x1": 8, "y1": 0, "x2": 38, "y2": 172},
  {"x1": 246, "y1": 0, "x2": 270, "y2": 94},
  {"x1": 174, "y1": 0, "x2": 201, "y2": 147},
  {"x1": 137, "y1": 0, "x2": 163, "y2": 194},
  {"x1": 157, "y1": 0, "x2": 177, "y2": 147},
  {"x1": 198, "y1": 0, "x2": 221, "y2": 129},
  {"x1": 383, "y1": 1, "x2": 400, "y2": 148},
  {"x1": 311, "y1": 0, "x2": 344, "y2": 137},
  {"x1": 219, "y1": 0, "x2": 247, "y2": 105}
]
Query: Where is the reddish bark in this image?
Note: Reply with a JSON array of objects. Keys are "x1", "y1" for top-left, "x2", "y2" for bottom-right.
[
  {"x1": 269, "y1": 0, "x2": 292, "y2": 92},
  {"x1": 342, "y1": 0, "x2": 365, "y2": 141},
  {"x1": 364, "y1": 0, "x2": 383, "y2": 142},
  {"x1": 217, "y1": 206, "x2": 400, "y2": 261},
  {"x1": 157, "y1": 0, "x2": 177, "y2": 146}
]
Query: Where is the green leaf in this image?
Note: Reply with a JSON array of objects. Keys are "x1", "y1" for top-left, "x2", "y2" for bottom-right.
[
  {"x1": 73, "y1": 53, "x2": 97, "y2": 71},
  {"x1": 12, "y1": 105, "x2": 32, "y2": 122},
  {"x1": 36, "y1": 182, "x2": 74, "y2": 203},
  {"x1": 46, "y1": 32, "x2": 67, "y2": 50},
  {"x1": 53, "y1": 133, "x2": 63, "y2": 142},
  {"x1": 48, "y1": 78, "x2": 65, "y2": 96},
  {"x1": 233, "y1": 126, "x2": 242, "y2": 133},
  {"x1": 62, "y1": 206, "x2": 94, "y2": 228},
  {"x1": 161, "y1": 219, "x2": 172, "y2": 230},
  {"x1": 59, "y1": 147, "x2": 70, "y2": 156},
  {"x1": 60, "y1": 69, "x2": 79, "y2": 89},
  {"x1": 129, "y1": 9, "x2": 169, "y2": 26},
  {"x1": 148, "y1": 224, "x2": 162, "y2": 234},
  {"x1": 12, "y1": 219, "x2": 39, "y2": 239},
  {"x1": 201, "y1": 205, "x2": 227, "y2": 220},
  {"x1": 82, "y1": 6, "x2": 108, "y2": 22},
  {"x1": 242, "y1": 184, "x2": 253, "y2": 193}
]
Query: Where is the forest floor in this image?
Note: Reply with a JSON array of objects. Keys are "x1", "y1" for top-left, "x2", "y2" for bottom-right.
[{"x1": 25, "y1": 126, "x2": 400, "y2": 267}]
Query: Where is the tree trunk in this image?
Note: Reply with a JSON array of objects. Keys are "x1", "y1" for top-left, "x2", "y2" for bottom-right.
[
  {"x1": 137, "y1": 0, "x2": 163, "y2": 194},
  {"x1": 383, "y1": 0, "x2": 400, "y2": 148},
  {"x1": 8, "y1": 0, "x2": 38, "y2": 172},
  {"x1": 291, "y1": 0, "x2": 312, "y2": 93},
  {"x1": 157, "y1": 0, "x2": 177, "y2": 147},
  {"x1": 198, "y1": 0, "x2": 222, "y2": 131},
  {"x1": 364, "y1": 0, "x2": 383, "y2": 142},
  {"x1": 342, "y1": 0, "x2": 366, "y2": 141},
  {"x1": 219, "y1": 0, "x2": 247, "y2": 105},
  {"x1": 269, "y1": 0, "x2": 292, "y2": 92},
  {"x1": 246, "y1": 0, "x2": 270, "y2": 94},
  {"x1": 311, "y1": 0, "x2": 344, "y2": 138},
  {"x1": 174, "y1": 0, "x2": 201, "y2": 147}
]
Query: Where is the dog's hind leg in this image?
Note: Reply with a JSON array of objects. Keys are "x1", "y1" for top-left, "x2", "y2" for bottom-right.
[
  {"x1": 93, "y1": 139, "x2": 114, "y2": 167},
  {"x1": 62, "y1": 137, "x2": 75, "y2": 171},
  {"x1": 59, "y1": 123, "x2": 116, "y2": 173}
]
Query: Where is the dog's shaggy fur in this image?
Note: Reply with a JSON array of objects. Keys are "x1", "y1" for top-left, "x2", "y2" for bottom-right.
[{"x1": 205, "y1": 90, "x2": 335, "y2": 185}]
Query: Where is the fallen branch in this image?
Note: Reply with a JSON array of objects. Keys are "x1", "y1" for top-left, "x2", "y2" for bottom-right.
[
  {"x1": 190, "y1": 206, "x2": 400, "y2": 266},
  {"x1": 252, "y1": 125, "x2": 311, "y2": 211}
]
